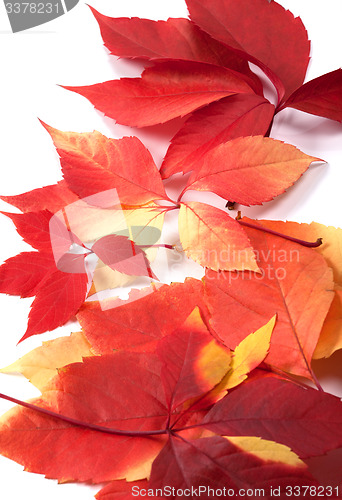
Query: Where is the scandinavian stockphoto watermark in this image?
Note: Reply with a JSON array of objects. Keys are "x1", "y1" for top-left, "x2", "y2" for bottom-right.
[
  {"x1": 48, "y1": 189, "x2": 298, "y2": 311},
  {"x1": 4, "y1": 0, "x2": 79, "y2": 32}
]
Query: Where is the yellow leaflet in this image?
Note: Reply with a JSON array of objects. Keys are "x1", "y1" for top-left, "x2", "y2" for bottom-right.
[{"x1": 0, "y1": 332, "x2": 93, "y2": 391}]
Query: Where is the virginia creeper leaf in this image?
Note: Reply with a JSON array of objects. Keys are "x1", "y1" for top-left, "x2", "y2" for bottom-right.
[
  {"x1": 1, "y1": 210, "x2": 53, "y2": 252},
  {"x1": 77, "y1": 279, "x2": 206, "y2": 354},
  {"x1": 178, "y1": 201, "x2": 259, "y2": 271},
  {"x1": 182, "y1": 136, "x2": 320, "y2": 206},
  {"x1": 0, "y1": 180, "x2": 79, "y2": 214},
  {"x1": 42, "y1": 124, "x2": 168, "y2": 204},
  {"x1": 64, "y1": 61, "x2": 254, "y2": 127},
  {"x1": 0, "y1": 332, "x2": 93, "y2": 391},
  {"x1": 157, "y1": 308, "x2": 231, "y2": 412},
  {"x1": 90, "y1": 8, "x2": 262, "y2": 94},
  {"x1": 149, "y1": 435, "x2": 318, "y2": 494},
  {"x1": 161, "y1": 94, "x2": 275, "y2": 179},
  {"x1": 185, "y1": 0, "x2": 310, "y2": 101},
  {"x1": 202, "y1": 377, "x2": 342, "y2": 458},
  {"x1": 282, "y1": 69, "x2": 342, "y2": 122},
  {"x1": 204, "y1": 219, "x2": 334, "y2": 379},
  {"x1": 314, "y1": 288, "x2": 342, "y2": 359},
  {"x1": 0, "y1": 251, "x2": 55, "y2": 298},
  {"x1": 91, "y1": 234, "x2": 154, "y2": 278},
  {"x1": 21, "y1": 267, "x2": 89, "y2": 342},
  {"x1": 0, "y1": 353, "x2": 168, "y2": 483},
  {"x1": 222, "y1": 315, "x2": 276, "y2": 390}
]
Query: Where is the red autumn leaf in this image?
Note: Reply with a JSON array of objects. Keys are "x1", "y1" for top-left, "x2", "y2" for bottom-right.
[
  {"x1": 42, "y1": 124, "x2": 168, "y2": 204},
  {"x1": 77, "y1": 279, "x2": 206, "y2": 354},
  {"x1": 204, "y1": 219, "x2": 334, "y2": 379},
  {"x1": 149, "y1": 435, "x2": 319, "y2": 495},
  {"x1": 161, "y1": 94, "x2": 274, "y2": 179},
  {"x1": 64, "y1": 61, "x2": 254, "y2": 128},
  {"x1": 91, "y1": 234, "x2": 154, "y2": 278},
  {"x1": 21, "y1": 267, "x2": 88, "y2": 342},
  {"x1": 181, "y1": 136, "x2": 320, "y2": 206},
  {"x1": 202, "y1": 376, "x2": 342, "y2": 458},
  {"x1": 0, "y1": 251, "x2": 55, "y2": 298},
  {"x1": 0, "y1": 180, "x2": 79, "y2": 214},
  {"x1": 96, "y1": 480, "x2": 156, "y2": 500},
  {"x1": 0, "y1": 352, "x2": 168, "y2": 483},
  {"x1": 1, "y1": 210, "x2": 53, "y2": 252},
  {"x1": 281, "y1": 68, "x2": 342, "y2": 122},
  {"x1": 178, "y1": 201, "x2": 259, "y2": 271},
  {"x1": 185, "y1": 0, "x2": 310, "y2": 102}
]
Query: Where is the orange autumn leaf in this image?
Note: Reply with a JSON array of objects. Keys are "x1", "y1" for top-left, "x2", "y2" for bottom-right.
[{"x1": 178, "y1": 201, "x2": 259, "y2": 271}]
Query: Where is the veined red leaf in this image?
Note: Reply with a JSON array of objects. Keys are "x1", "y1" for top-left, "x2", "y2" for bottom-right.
[
  {"x1": 186, "y1": 0, "x2": 310, "y2": 102},
  {"x1": 91, "y1": 234, "x2": 154, "y2": 278},
  {"x1": 149, "y1": 435, "x2": 318, "y2": 494},
  {"x1": 178, "y1": 201, "x2": 259, "y2": 271},
  {"x1": 1, "y1": 210, "x2": 53, "y2": 251},
  {"x1": 281, "y1": 68, "x2": 342, "y2": 122},
  {"x1": 204, "y1": 219, "x2": 334, "y2": 379},
  {"x1": 96, "y1": 480, "x2": 156, "y2": 500},
  {"x1": 77, "y1": 278, "x2": 205, "y2": 354},
  {"x1": 90, "y1": 9, "x2": 263, "y2": 95},
  {"x1": 21, "y1": 267, "x2": 88, "y2": 342},
  {"x1": 0, "y1": 353, "x2": 168, "y2": 483},
  {"x1": 0, "y1": 251, "x2": 55, "y2": 298},
  {"x1": 64, "y1": 61, "x2": 254, "y2": 127},
  {"x1": 42, "y1": 124, "x2": 168, "y2": 204},
  {"x1": 157, "y1": 308, "x2": 231, "y2": 412},
  {"x1": 182, "y1": 136, "x2": 320, "y2": 206},
  {"x1": 161, "y1": 94, "x2": 274, "y2": 179},
  {"x1": 0, "y1": 180, "x2": 79, "y2": 214},
  {"x1": 202, "y1": 377, "x2": 342, "y2": 458}
]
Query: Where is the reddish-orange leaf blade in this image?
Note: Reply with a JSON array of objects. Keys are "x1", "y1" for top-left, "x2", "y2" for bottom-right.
[
  {"x1": 183, "y1": 136, "x2": 320, "y2": 206},
  {"x1": 0, "y1": 353, "x2": 167, "y2": 483},
  {"x1": 157, "y1": 308, "x2": 230, "y2": 411},
  {"x1": 77, "y1": 278, "x2": 205, "y2": 354},
  {"x1": 90, "y1": 9, "x2": 263, "y2": 95},
  {"x1": 64, "y1": 61, "x2": 254, "y2": 128},
  {"x1": 0, "y1": 251, "x2": 55, "y2": 298},
  {"x1": 186, "y1": 0, "x2": 310, "y2": 102},
  {"x1": 281, "y1": 69, "x2": 342, "y2": 122},
  {"x1": 96, "y1": 480, "x2": 156, "y2": 500},
  {"x1": 202, "y1": 377, "x2": 342, "y2": 458},
  {"x1": 178, "y1": 201, "x2": 259, "y2": 271},
  {"x1": 161, "y1": 94, "x2": 274, "y2": 179},
  {"x1": 1, "y1": 210, "x2": 53, "y2": 251},
  {"x1": 204, "y1": 219, "x2": 334, "y2": 379},
  {"x1": 0, "y1": 180, "x2": 79, "y2": 214},
  {"x1": 42, "y1": 124, "x2": 168, "y2": 204},
  {"x1": 21, "y1": 268, "x2": 88, "y2": 342},
  {"x1": 149, "y1": 435, "x2": 318, "y2": 492},
  {"x1": 314, "y1": 288, "x2": 342, "y2": 359},
  {"x1": 92, "y1": 234, "x2": 153, "y2": 278}
]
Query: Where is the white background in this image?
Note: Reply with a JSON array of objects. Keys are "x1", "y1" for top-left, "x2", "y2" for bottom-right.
[{"x1": 0, "y1": 0, "x2": 342, "y2": 498}]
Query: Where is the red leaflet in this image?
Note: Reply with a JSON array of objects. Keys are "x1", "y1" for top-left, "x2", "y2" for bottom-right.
[
  {"x1": 161, "y1": 94, "x2": 274, "y2": 179},
  {"x1": 64, "y1": 61, "x2": 254, "y2": 127},
  {"x1": 77, "y1": 279, "x2": 206, "y2": 354},
  {"x1": 1, "y1": 210, "x2": 53, "y2": 251},
  {"x1": 149, "y1": 435, "x2": 319, "y2": 494},
  {"x1": 0, "y1": 252, "x2": 55, "y2": 298},
  {"x1": 202, "y1": 377, "x2": 342, "y2": 458},
  {"x1": 185, "y1": 0, "x2": 310, "y2": 102},
  {"x1": 182, "y1": 136, "x2": 319, "y2": 206},
  {"x1": 204, "y1": 219, "x2": 334, "y2": 379},
  {"x1": 42, "y1": 125, "x2": 168, "y2": 204},
  {"x1": 0, "y1": 180, "x2": 79, "y2": 214},
  {"x1": 92, "y1": 234, "x2": 153, "y2": 278},
  {"x1": 21, "y1": 268, "x2": 88, "y2": 342},
  {"x1": 281, "y1": 69, "x2": 342, "y2": 122},
  {"x1": 90, "y1": 9, "x2": 262, "y2": 95}
]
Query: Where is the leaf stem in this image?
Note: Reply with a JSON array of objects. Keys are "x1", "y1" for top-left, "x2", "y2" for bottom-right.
[
  {"x1": 237, "y1": 220, "x2": 323, "y2": 248},
  {"x1": 0, "y1": 392, "x2": 168, "y2": 437}
]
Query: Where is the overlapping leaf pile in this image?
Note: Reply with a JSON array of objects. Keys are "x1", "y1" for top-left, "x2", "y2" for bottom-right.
[{"x1": 0, "y1": 0, "x2": 342, "y2": 497}]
